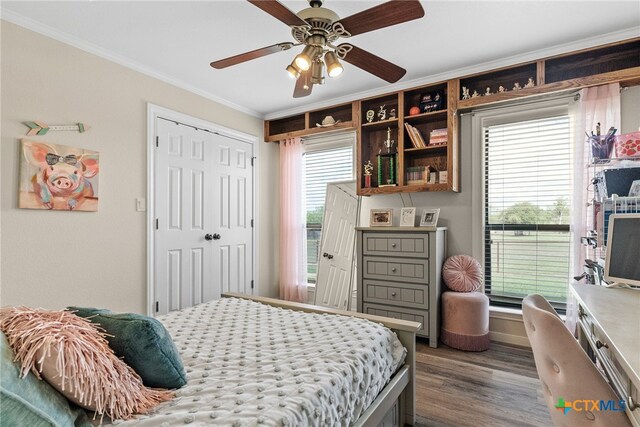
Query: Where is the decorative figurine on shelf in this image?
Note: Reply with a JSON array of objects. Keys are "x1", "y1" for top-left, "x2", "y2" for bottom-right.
[
  {"x1": 485, "y1": 87, "x2": 492, "y2": 96},
  {"x1": 366, "y1": 109, "x2": 375, "y2": 123},
  {"x1": 471, "y1": 90, "x2": 480, "y2": 98},
  {"x1": 525, "y1": 77, "x2": 535, "y2": 88},
  {"x1": 383, "y1": 127, "x2": 395, "y2": 153},
  {"x1": 363, "y1": 160, "x2": 373, "y2": 188},
  {"x1": 389, "y1": 108, "x2": 396, "y2": 119},
  {"x1": 498, "y1": 85, "x2": 506, "y2": 93},
  {"x1": 513, "y1": 82, "x2": 522, "y2": 91},
  {"x1": 377, "y1": 105, "x2": 387, "y2": 121},
  {"x1": 409, "y1": 106, "x2": 421, "y2": 116},
  {"x1": 462, "y1": 86, "x2": 470, "y2": 100}
]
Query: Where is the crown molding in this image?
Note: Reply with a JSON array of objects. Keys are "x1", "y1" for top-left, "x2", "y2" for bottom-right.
[
  {"x1": 264, "y1": 26, "x2": 640, "y2": 120},
  {"x1": 0, "y1": 9, "x2": 263, "y2": 119}
]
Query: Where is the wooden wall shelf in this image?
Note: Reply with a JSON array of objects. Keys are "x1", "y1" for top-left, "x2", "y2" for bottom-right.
[
  {"x1": 362, "y1": 118, "x2": 398, "y2": 129},
  {"x1": 264, "y1": 102, "x2": 357, "y2": 142},
  {"x1": 356, "y1": 79, "x2": 459, "y2": 195},
  {"x1": 457, "y1": 38, "x2": 640, "y2": 109},
  {"x1": 458, "y1": 66, "x2": 640, "y2": 109},
  {"x1": 264, "y1": 37, "x2": 640, "y2": 196}
]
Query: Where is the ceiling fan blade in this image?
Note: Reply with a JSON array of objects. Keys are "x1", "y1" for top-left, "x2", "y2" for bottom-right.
[
  {"x1": 247, "y1": 0, "x2": 308, "y2": 27},
  {"x1": 210, "y1": 43, "x2": 293, "y2": 69},
  {"x1": 293, "y1": 70, "x2": 313, "y2": 98},
  {"x1": 334, "y1": 0, "x2": 424, "y2": 37},
  {"x1": 338, "y1": 44, "x2": 406, "y2": 83}
]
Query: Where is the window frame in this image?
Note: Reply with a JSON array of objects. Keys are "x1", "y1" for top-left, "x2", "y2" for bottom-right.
[{"x1": 470, "y1": 97, "x2": 576, "y2": 311}]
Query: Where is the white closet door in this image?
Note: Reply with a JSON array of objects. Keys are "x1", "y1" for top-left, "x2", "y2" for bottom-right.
[
  {"x1": 315, "y1": 181, "x2": 358, "y2": 310},
  {"x1": 155, "y1": 119, "x2": 215, "y2": 314},
  {"x1": 210, "y1": 133, "x2": 254, "y2": 295}
]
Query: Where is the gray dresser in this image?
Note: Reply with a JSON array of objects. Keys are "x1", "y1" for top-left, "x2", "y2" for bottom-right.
[{"x1": 356, "y1": 227, "x2": 446, "y2": 348}]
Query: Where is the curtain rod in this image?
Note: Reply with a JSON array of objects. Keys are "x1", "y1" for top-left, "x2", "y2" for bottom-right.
[{"x1": 459, "y1": 90, "x2": 580, "y2": 117}]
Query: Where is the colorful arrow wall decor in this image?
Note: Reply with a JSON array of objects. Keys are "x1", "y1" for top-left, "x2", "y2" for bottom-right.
[{"x1": 24, "y1": 121, "x2": 89, "y2": 136}]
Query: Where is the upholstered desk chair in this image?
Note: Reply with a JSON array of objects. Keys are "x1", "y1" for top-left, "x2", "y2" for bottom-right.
[{"x1": 522, "y1": 294, "x2": 631, "y2": 427}]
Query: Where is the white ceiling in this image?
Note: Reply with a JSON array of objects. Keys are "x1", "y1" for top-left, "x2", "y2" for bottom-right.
[{"x1": 2, "y1": 1, "x2": 639, "y2": 118}]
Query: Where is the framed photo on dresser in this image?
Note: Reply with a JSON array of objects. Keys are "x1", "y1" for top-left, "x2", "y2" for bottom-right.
[
  {"x1": 370, "y1": 209, "x2": 393, "y2": 226},
  {"x1": 400, "y1": 207, "x2": 416, "y2": 226},
  {"x1": 419, "y1": 208, "x2": 440, "y2": 227}
]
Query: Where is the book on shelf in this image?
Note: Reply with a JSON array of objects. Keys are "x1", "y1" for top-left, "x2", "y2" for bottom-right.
[
  {"x1": 404, "y1": 123, "x2": 419, "y2": 148},
  {"x1": 406, "y1": 166, "x2": 429, "y2": 184},
  {"x1": 429, "y1": 128, "x2": 448, "y2": 146},
  {"x1": 414, "y1": 127, "x2": 427, "y2": 147},
  {"x1": 429, "y1": 138, "x2": 448, "y2": 146},
  {"x1": 406, "y1": 124, "x2": 425, "y2": 148},
  {"x1": 408, "y1": 124, "x2": 426, "y2": 147}
]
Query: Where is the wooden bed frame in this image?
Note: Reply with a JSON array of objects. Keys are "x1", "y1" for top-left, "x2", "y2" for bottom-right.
[{"x1": 223, "y1": 292, "x2": 421, "y2": 426}]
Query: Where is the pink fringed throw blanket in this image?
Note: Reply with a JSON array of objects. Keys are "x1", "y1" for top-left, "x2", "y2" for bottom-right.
[{"x1": 0, "y1": 307, "x2": 174, "y2": 421}]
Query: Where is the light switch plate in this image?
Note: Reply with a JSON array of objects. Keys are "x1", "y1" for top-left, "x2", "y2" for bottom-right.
[{"x1": 136, "y1": 197, "x2": 146, "y2": 212}]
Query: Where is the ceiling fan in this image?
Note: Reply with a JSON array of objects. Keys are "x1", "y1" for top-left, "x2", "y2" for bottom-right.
[{"x1": 211, "y1": 0, "x2": 425, "y2": 98}]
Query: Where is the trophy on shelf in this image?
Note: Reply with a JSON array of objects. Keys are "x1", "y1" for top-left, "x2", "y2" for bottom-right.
[
  {"x1": 377, "y1": 105, "x2": 387, "y2": 121},
  {"x1": 383, "y1": 127, "x2": 395, "y2": 153},
  {"x1": 363, "y1": 160, "x2": 373, "y2": 188},
  {"x1": 377, "y1": 127, "x2": 397, "y2": 187}
]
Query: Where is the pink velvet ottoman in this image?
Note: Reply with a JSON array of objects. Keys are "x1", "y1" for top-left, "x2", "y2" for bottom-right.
[{"x1": 441, "y1": 291, "x2": 490, "y2": 351}]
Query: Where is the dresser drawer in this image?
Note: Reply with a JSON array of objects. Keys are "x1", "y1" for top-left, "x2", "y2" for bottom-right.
[
  {"x1": 363, "y1": 279, "x2": 428, "y2": 309},
  {"x1": 362, "y1": 256, "x2": 428, "y2": 284},
  {"x1": 362, "y1": 232, "x2": 429, "y2": 258},
  {"x1": 363, "y1": 303, "x2": 428, "y2": 335}
]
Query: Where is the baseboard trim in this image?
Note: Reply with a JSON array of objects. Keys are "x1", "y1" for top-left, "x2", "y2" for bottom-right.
[{"x1": 490, "y1": 331, "x2": 531, "y2": 348}]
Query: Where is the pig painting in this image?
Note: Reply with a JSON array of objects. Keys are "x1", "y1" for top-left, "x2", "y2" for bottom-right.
[{"x1": 20, "y1": 140, "x2": 100, "y2": 211}]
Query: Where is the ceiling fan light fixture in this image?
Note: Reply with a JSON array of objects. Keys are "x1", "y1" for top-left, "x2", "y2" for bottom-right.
[
  {"x1": 311, "y1": 60, "x2": 325, "y2": 85},
  {"x1": 286, "y1": 63, "x2": 301, "y2": 79},
  {"x1": 294, "y1": 44, "x2": 317, "y2": 71},
  {"x1": 324, "y1": 51, "x2": 343, "y2": 77}
]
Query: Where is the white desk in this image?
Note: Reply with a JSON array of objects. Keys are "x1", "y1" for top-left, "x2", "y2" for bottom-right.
[{"x1": 571, "y1": 283, "x2": 640, "y2": 425}]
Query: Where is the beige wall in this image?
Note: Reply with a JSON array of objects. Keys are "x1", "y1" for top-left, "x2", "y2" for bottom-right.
[
  {"x1": 0, "y1": 22, "x2": 279, "y2": 313},
  {"x1": 621, "y1": 85, "x2": 640, "y2": 133}
]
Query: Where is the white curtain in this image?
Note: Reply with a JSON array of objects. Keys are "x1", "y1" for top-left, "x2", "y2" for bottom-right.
[
  {"x1": 567, "y1": 83, "x2": 620, "y2": 333},
  {"x1": 279, "y1": 137, "x2": 307, "y2": 302}
]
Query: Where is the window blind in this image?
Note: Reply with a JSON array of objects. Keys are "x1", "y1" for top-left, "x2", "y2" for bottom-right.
[
  {"x1": 484, "y1": 114, "x2": 572, "y2": 309},
  {"x1": 304, "y1": 145, "x2": 354, "y2": 283}
]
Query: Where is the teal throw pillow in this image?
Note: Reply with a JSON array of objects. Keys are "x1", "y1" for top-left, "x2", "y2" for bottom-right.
[
  {"x1": 0, "y1": 331, "x2": 91, "y2": 427},
  {"x1": 67, "y1": 307, "x2": 186, "y2": 389}
]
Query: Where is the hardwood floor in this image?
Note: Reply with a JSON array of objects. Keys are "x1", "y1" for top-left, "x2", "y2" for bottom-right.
[{"x1": 413, "y1": 339, "x2": 552, "y2": 427}]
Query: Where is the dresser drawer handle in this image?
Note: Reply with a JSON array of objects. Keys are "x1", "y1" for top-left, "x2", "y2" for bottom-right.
[
  {"x1": 391, "y1": 268, "x2": 397, "y2": 272},
  {"x1": 595, "y1": 340, "x2": 609, "y2": 350},
  {"x1": 391, "y1": 292, "x2": 397, "y2": 297},
  {"x1": 391, "y1": 243, "x2": 397, "y2": 248}
]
